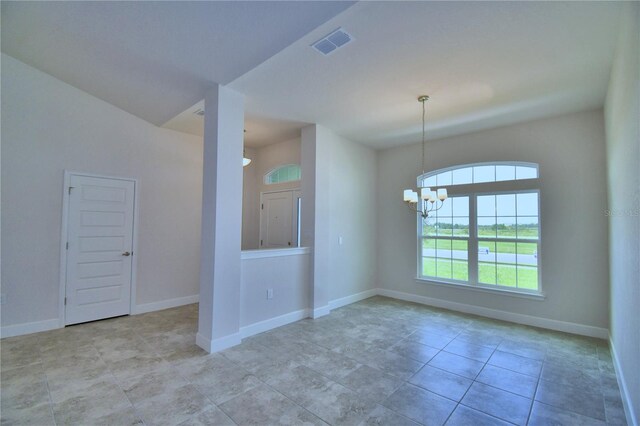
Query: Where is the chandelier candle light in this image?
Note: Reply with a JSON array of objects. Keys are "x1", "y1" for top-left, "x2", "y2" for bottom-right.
[{"x1": 403, "y1": 95, "x2": 448, "y2": 218}]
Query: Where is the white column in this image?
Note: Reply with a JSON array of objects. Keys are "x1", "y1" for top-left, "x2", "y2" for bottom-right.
[
  {"x1": 196, "y1": 84, "x2": 244, "y2": 353},
  {"x1": 301, "y1": 124, "x2": 330, "y2": 318}
]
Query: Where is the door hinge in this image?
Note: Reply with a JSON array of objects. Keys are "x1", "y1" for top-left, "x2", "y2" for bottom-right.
[
  {"x1": 64, "y1": 297, "x2": 67, "y2": 305},
  {"x1": 68, "y1": 186, "x2": 75, "y2": 194},
  {"x1": 261, "y1": 203, "x2": 264, "y2": 210},
  {"x1": 260, "y1": 240, "x2": 263, "y2": 246},
  {"x1": 66, "y1": 242, "x2": 69, "y2": 250}
]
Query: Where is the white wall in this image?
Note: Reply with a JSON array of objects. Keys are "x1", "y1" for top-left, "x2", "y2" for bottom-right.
[
  {"x1": 604, "y1": 3, "x2": 639, "y2": 424},
  {"x1": 326, "y1": 131, "x2": 378, "y2": 301},
  {"x1": 378, "y1": 110, "x2": 609, "y2": 331},
  {"x1": 241, "y1": 138, "x2": 301, "y2": 250},
  {"x1": 301, "y1": 126, "x2": 378, "y2": 306},
  {"x1": 240, "y1": 249, "x2": 310, "y2": 330},
  {"x1": 1, "y1": 54, "x2": 203, "y2": 330}
]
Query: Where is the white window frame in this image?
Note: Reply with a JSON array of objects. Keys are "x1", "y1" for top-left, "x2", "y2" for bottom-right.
[{"x1": 416, "y1": 163, "x2": 543, "y2": 299}]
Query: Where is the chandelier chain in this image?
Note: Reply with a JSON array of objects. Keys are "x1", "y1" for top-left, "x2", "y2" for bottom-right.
[
  {"x1": 403, "y1": 95, "x2": 448, "y2": 219},
  {"x1": 421, "y1": 98, "x2": 426, "y2": 176}
]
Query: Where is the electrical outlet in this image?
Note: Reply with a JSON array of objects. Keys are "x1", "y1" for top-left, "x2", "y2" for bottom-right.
[
  {"x1": 0, "y1": 293, "x2": 6, "y2": 304},
  {"x1": 267, "y1": 289, "x2": 273, "y2": 299}
]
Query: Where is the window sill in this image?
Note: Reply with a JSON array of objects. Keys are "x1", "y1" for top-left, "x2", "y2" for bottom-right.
[{"x1": 414, "y1": 277, "x2": 546, "y2": 301}]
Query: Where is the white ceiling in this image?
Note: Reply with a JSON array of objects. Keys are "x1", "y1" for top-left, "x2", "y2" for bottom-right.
[
  {"x1": 1, "y1": 1, "x2": 355, "y2": 126},
  {"x1": 227, "y1": 1, "x2": 623, "y2": 149},
  {"x1": 2, "y1": 1, "x2": 623, "y2": 149}
]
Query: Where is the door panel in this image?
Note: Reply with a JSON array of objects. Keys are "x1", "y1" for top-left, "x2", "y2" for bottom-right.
[
  {"x1": 260, "y1": 191, "x2": 293, "y2": 248},
  {"x1": 65, "y1": 175, "x2": 135, "y2": 325},
  {"x1": 259, "y1": 190, "x2": 303, "y2": 249}
]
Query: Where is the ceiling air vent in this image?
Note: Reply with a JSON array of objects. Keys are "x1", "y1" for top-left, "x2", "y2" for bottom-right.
[
  {"x1": 193, "y1": 108, "x2": 205, "y2": 116},
  {"x1": 312, "y1": 28, "x2": 353, "y2": 56}
]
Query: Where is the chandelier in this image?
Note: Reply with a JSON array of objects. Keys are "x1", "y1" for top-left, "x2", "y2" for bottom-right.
[{"x1": 403, "y1": 95, "x2": 447, "y2": 219}]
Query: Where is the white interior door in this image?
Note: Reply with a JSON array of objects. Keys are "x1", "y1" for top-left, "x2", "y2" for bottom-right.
[
  {"x1": 260, "y1": 191, "x2": 293, "y2": 248},
  {"x1": 65, "y1": 174, "x2": 135, "y2": 325}
]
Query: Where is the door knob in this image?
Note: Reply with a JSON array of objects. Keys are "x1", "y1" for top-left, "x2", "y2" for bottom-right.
[{"x1": 122, "y1": 251, "x2": 131, "y2": 256}]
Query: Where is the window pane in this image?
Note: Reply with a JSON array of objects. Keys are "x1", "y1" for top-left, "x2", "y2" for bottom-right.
[
  {"x1": 473, "y1": 165, "x2": 495, "y2": 183},
  {"x1": 423, "y1": 175, "x2": 437, "y2": 187},
  {"x1": 479, "y1": 262, "x2": 496, "y2": 284},
  {"x1": 436, "y1": 239, "x2": 452, "y2": 258},
  {"x1": 478, "y1": 241, "x2": 496, "y2": 263},
  {"x1": 452, "y1": 197, "x2": 469, "y2": 217},
  {"x1": 436, "y1": 217, "x2": 453, "y2": 237},
  {"x1": 437, "y1": 198, "x2": 452, "y2": 216},
  {"x1": 436, "y1": 259, "x2": 453, "y2": 279},
  {"x1": 496, "y1": 194, "x2": 516, "y2": 216},
  {"x1": 452, "y1": 217, "x2": 469, "y2": 237},
  {"x1": 423, "y1": 238, "x2": 436, "y2": 251},
  {"x1": 496, "y1": 242, "x2": 516, "y2": 264},
  {"x1": 497, "y1": 264, "x2": 517, "y2": 287},
  {"x1": 517, "y1": 217, "x2": 539, "y2": 239},
  {"x1": 437, "y1": 171, "x2": 452, "y2": 186},
  {"x1": 516, "y1": 242, "x2": 537, "y2": 266},
  {"x1": 496, "y1": 165, "x2": 516, "y2": 182},
  {"x1": 453, "y1": 259, "x2": 468, "y2": 281},
  {"x1": 478, "y1": 217, "x2": 497, "y2": 238},
  {"x1": 516, "y1": 166, "x2": 537, "y2": 180},
  {"x1": 452, "y1": 240, "x2": 468, "y2": 260},
  {"x1": 516, "y1": 265, "x2": 538, "y2": 290},
  {"x1": 452, "y1": 167, "x2": 473, "y2": 185},
  {"x1": 266, "y1": 165, "x2": 301, "y2": 184},
  {"x1": 422, "y1": 239, "x2": 436, "y2": 265},
  {"x1": 423, "y1": 257, "x2": 436, "y2": 276},
  {"x1": 477, "y1": 195, "x2": 495, "y2": 217},
  {"x1": 497, "y1": 217, "x2": 517, "y2": 238},
  {"x1": 517, "y1": 193, "x2": 538, "y2": 216},
  {"x1": 425, "y1": 219, "x2": 437, "y2": 237}
]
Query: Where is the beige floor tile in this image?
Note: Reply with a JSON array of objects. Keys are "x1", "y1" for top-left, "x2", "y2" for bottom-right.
[{"x1": 0, "y1": 299, "x2": 624, "y2": 426}]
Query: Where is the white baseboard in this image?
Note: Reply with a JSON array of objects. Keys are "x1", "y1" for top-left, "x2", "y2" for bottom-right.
[
  {"x1": 312, "y1": 305, "x2": 331, "y2": 319},
  {"x1": 1, "y1": 319, "x2": 60, "y2": 339},
  {"x1": 329, "y1": 289, "x2": 377, "y2": 310},
  {"x1": 610, "y1": 336, "x2": 638, "y2": 426},
  {"x1": 240, "y1": 308, "x2": 311, "y2": 339},
  {"x1": 133, "y1": 294, "x2": 199, "y2": 315},
  {"x1": 378, "y1": 288, "x2": 609, "y2": 339},
  {"x1": 196, "y1": 331, "x2": 242, "y2": 353}
]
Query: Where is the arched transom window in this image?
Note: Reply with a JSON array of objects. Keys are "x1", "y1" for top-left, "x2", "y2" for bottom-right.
[
  {"x1": 264, "y1": 164, "x2": 301, "y2": 185},
  {"x1": 417, "y1": 162, "x2": 541, "y2": 296}
]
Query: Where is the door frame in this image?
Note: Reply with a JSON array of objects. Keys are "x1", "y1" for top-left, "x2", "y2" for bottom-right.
[
  {"x1": 58, "y1": 170, "x2": 139, "y2": 327},
  {"x1": 259, "y1": 188, "x2": 300, "y2": 249}
]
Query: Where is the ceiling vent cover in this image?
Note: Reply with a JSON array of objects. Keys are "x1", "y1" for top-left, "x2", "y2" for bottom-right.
[{"x1": 312, "y1": 28, "x2": 353, "y2": 56}]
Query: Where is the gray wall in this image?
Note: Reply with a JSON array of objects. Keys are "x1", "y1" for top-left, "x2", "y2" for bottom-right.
[
  {"x1": 377, "y1": 109, "x2": 609, "y2": 330},
  {"x1": 604, "y1": 3, "x2": 639, "y2": 423},
  {"x1": 1, "y1": 54, "x2": 203, "y2": 328}
]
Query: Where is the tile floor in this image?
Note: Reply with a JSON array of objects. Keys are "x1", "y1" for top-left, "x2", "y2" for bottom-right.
[{"x1": 0, "y1": 296, "x2": 628, "y2": 425}]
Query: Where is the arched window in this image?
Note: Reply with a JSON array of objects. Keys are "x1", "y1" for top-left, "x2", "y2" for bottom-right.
[
  {"x1": 418, "y1": 162, "x2": 541, "y2": 295},
  {"x1": 264, "y1": 164, "x2": 301, "y2": 185},
  {"x1": 421, "y1": 162, "x2": 538, "y2": 187}
]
